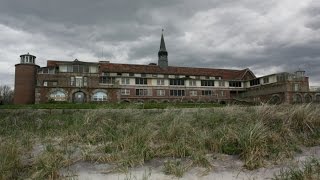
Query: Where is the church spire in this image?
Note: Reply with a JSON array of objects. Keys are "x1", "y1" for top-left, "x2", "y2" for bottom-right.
[
  {"x1": 159, "y1": 29, "x2": 166, "y2": 51},
  {"x1": 158, "y1": 29, "x2": 168, "y2": 68}
]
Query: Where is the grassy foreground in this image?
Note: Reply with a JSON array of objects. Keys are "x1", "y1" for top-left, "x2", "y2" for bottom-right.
[{"x1": 0, "y1": 104, "x2": 320, "y2": 179}]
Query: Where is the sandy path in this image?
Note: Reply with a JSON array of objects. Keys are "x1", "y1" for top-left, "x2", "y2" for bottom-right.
[{"x1": 61, "y1": 146, "x2": 320, "y2": 180}]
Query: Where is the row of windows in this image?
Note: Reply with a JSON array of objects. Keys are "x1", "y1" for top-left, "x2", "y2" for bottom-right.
[
  {"x1": 59, "y1": 65, "x2": 98, "y2": 73},
  {"x1": 49, "y1": 90, "x2": 107, "y2": 102},
  {"x1": 250, "y1": 79, "x2": 260, "y2": 86},
  {"x1": 117, "y1": 78, "x2": 227, "y2": 87},
  {"x1": 120, "y1": 89, "x2": 226, "y2": 97},
  {"x1": 229, "y1": 81, "x2": 242, "y2": 87},
  {"x1": 49, "y1": 89, "x2": 226, "y2": 102},
  {"x1": 70, "y1": 77, "x2": 88, "y2": 87},
  {"x1": 104, "y1": 72, "x2": 222, "y2": 80}
]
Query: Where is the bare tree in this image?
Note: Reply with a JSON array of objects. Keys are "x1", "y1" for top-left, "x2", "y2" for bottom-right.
[{"x1": 0, "y1": 85, "x2": 14, "y2": 104}]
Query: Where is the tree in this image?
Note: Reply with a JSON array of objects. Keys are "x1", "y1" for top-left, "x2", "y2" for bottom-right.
[{"x1": 0, "y1": 85, "x2": 14, "y2": 104}]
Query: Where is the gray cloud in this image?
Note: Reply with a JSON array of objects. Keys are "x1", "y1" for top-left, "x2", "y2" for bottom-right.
[{"x1": 1, "y1": 0, "x2": 320, "y2": 88}]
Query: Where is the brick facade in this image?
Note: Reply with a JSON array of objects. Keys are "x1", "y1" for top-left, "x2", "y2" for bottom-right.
[{"x1": 13, "y1": 35, "x2": 320, "y2": 104}]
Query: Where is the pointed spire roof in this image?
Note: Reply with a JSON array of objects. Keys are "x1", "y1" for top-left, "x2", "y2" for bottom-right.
[{"x1": 159, "y1": 29, "x2": 167, "y2": 51}]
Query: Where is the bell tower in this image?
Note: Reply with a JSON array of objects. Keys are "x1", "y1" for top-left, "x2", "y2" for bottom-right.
[
  {"x1": 158, "y1": 29, "x2": 168, "y2": 68},
  {"x1": 14, "y1": 53, "x2": 39, "y2": 104}
]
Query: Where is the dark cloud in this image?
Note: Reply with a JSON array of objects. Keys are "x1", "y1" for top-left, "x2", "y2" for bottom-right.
[{"x1": 0, "y1": 0, "x2": 320, "y2": 88}]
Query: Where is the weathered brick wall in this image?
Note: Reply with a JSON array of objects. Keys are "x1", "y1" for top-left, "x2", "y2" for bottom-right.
[{"x1": 14, "y1": 64, "x2": 39, "y2": 104}]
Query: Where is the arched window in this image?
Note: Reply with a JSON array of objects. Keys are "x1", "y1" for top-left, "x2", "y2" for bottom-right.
[
  {"x1": 293, "y1": 94, "x2": 302, "y2": 103},
  {"x1": 50, "y1": 91, "x2": 66, "y2": 101},
  {"x1": 315, "y1": 94, "x2": 320, "y2": 103},
  {"x1": 92, "y1": 92, "x2": 107, "y2": 101},
  {"x1": 269, "y1": 95, "x2": 281, "y2": 104},
  {"x1": 305, "y1": 94, "x2": 312, "y2": 103}
]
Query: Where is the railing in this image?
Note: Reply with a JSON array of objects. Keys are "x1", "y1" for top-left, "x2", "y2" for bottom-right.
[{"x1": 309, "y1": 86, "x2": 320, "y2": 92}]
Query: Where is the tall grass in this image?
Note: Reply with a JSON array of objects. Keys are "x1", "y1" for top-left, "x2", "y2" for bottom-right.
[
  {"x1": 273, "y1": 158, "x2": 320, "y2": 180},
  {"x1": 0, "y1": 104, "x2": 320, "y2": 178}
]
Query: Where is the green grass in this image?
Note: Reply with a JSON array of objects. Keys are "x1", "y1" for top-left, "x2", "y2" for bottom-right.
[{"x1": 0, "y1": 104, "x2": 320, "y2": 178}]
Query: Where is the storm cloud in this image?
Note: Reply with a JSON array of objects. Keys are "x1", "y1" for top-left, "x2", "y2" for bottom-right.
[{"x1": 0, "y1": 0, "x2": 320, "y2": 87}]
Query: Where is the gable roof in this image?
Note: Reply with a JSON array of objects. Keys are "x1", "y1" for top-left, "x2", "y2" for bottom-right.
[
  {"x1": 45, "y1": 60, "x2": 254, "y2": 80},
  {"x1": 100, "y1": 63, "x2": 252, "y2": 80}
]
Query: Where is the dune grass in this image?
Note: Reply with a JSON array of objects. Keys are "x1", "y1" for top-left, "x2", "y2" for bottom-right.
[
  {"x1": 0, "y1": 104, "x2": 320, "y2": 178},
  {"x1": 273, "y1": 158, "x2": 320, "y2": 180}
]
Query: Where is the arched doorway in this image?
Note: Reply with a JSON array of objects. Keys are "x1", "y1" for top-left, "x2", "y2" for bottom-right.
[{"x1": 73, "y1": 91, "x2": 86, "y2": 103}]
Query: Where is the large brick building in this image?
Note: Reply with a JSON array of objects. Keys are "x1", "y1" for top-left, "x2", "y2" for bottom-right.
[{"x1": 14, "y1": 33, "x2": 320, "y2": 104}]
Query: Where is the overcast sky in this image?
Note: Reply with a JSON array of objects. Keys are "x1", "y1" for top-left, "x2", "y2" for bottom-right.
[{"x1": 1, "y1": 0, "x2": 320, "y2": 87}]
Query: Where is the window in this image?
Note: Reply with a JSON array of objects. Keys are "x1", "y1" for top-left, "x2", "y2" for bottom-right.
[
  {"x1": 59, "y1": 65, "x2": 67, "y2": 72},
  {"x1": 169, "y1": 79, "x2": 185, "y2": 86},
  {"x1": 250, "y1": 79, "x2": 260, "y2": 86},
  {"x1": 157, "y1": 79, "x2": 165, "y2": 85},
  {"x1": 117, "y1": 73, "x2": 122, "y2": 76},
  {"x1": 49, "y1": 68, "x2": 55, "y2": 74},
  {"x1": 277, "y1": 75, "x2": 285, "y2": 82},
  {"x1": 229, "y1": 81, "x2": 242, "y2": 87},
  {"x1": 202, "y1": 90, "x2": 212, "y2": 96},
  {"x1": 43, "y1": 81, "x2": 48, "y2": 87},
  {"x1": 121, "y1": 89, "x2": 130, "y2": 95},
  {"x1": 100, "y1": 76, "x2": 116, "y2": 84},
  {"x1": 43, "y1": 68, "x2": 48, "y2": 74},
  {"x1": 92, "y1": 92, "x2": 107, "y2": 101},
  {"x1": 170, "y1": 90, "x2": 185, "y2": 96},
  {"x1": 129, "y1": 73, "x2": 134, "y2": 77},
  {"x1": 83, "y1": 77, "x2": 88, "y2": 87},
  {"x1": 52, "y1": 81, "x2": 58, "y2": 86},
  {"x1": 50, "y1": 91, "x2": 66, "y2": 101},
  {"x1": 136, "y1": 89, "x2": 151, "y2": 96},
  {"x1": 75, "y1": 77, "x2": 83, "y2": 87},
  {"x1": 141, "y1": 73, "x2": 146, "y2": 77},
  {"x1": 294, "y1": 84, "x2": 300, "y2": 91},
  {"x1": 73, "y1": 65, "x2": 79, "y2": 73},
  {"x1": 201, "y1": 80, "x2": 215, "y2": 86},
  {"x1": 70, "y1": 77, "x2": 75, "y2": 86},
  {"x1": 121, "y1": 78, "x2": 130, "y2": 85},
  {"x1": 221, "y1": 91, "x2": 225, "y2": 97},
  {"x1": 219, "y1": 81, "x2": 225, "y2": 87},
  {"x1": 156, "y1": 89, "x2": 165, "y2": 96},
  {"x1": 263, "y1": 77, "x2": 269, "y2": 84},
  {"x1": 189, "y1": 90, "x2": 197, "y2": 96},
  {"x1": 67, "y1": 65, "x2": 73, "y2": 72},
  {"x1": 189, "y1": 80, "x2": 197, "y2": 86},
  {"x1": 89, "y1": 66, "x2": 98, "y2": 73},
  {"x1": 135, "y1": 78, "x2": 147, "y2": 85}
]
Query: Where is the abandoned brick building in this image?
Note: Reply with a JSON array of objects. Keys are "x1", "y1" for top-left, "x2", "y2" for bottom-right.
[{"x1": 14, "y1": 33, "x2": 320, "y2": 104}]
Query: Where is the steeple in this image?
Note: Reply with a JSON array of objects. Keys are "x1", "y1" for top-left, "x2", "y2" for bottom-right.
[{"x1": 158, "y1": 29, "x2": 168, "y2": 68}]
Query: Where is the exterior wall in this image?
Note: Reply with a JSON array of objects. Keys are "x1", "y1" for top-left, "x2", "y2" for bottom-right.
[
  {"x1": 14, "y1": 58, "x2": 318, "y2": 105},
  {"x1": 14, "y1": 64, "x2": 39, "y2": 104}
]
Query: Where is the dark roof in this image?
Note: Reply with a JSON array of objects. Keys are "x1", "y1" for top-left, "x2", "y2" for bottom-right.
[
  {"x1": 47, "y1": 60, "x2": 98, "y2": 66},
  {"x1": 100, "y1": 63, "x2": 253, "y2": 80},
  {"x1": 45, "y1": 60, "x2": 254, "y2": 80}
]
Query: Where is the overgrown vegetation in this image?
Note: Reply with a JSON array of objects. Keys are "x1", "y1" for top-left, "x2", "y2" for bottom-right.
[
  {"x1": 273, "y1": 158, "x2": 320, "y2": 180},
  {"x1": 0, "y1": 104, "x2": 320, "y2": 179}
]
